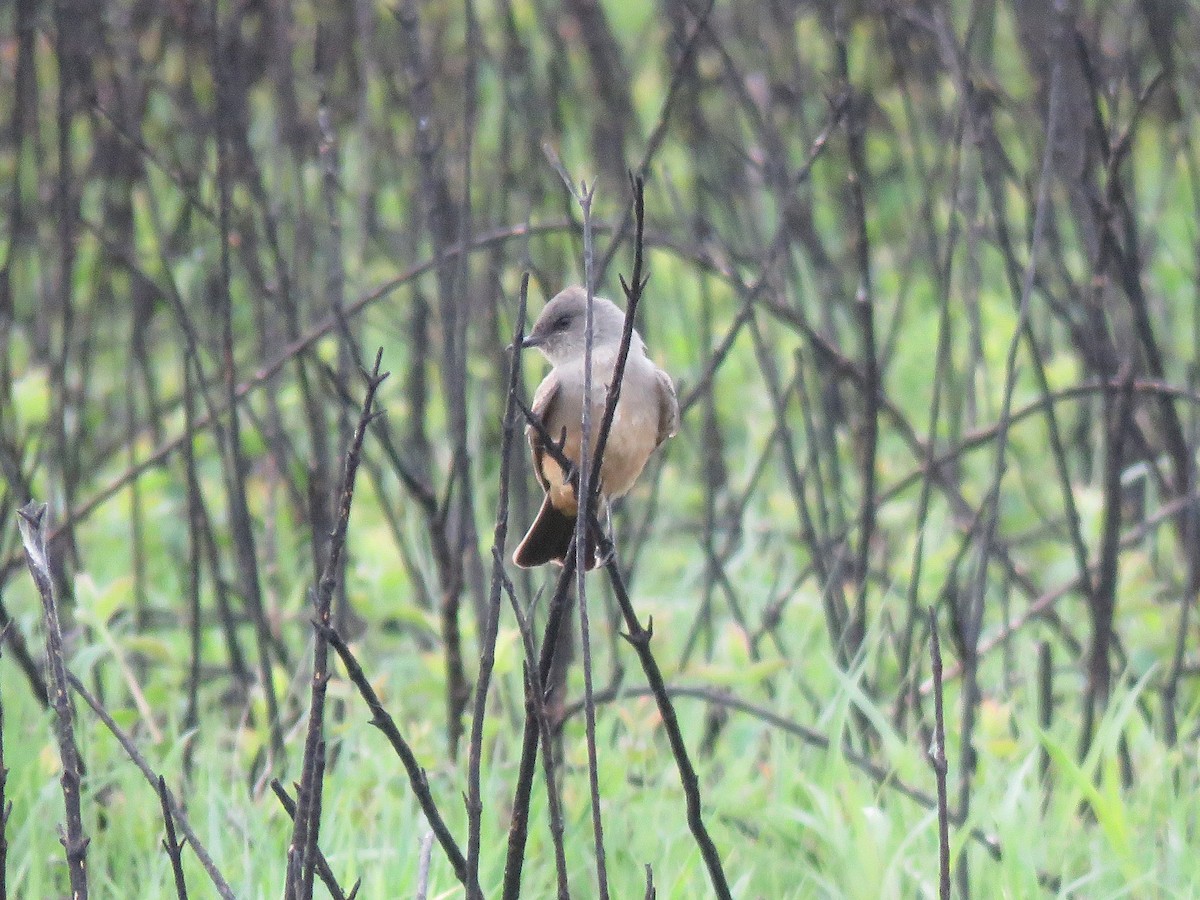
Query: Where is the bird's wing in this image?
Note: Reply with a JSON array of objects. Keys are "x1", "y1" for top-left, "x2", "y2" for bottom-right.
[
  {"x1": 655, "y1": 366, "x2": 680, "y2": 447},
  {"x1": 528, "y1": 370, "x2": 562, "y2": 491}
]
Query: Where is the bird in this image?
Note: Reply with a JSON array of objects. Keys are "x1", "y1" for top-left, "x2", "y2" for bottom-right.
[{"x1": 513, "y1": 285, "x2": 679, "y2": 570}]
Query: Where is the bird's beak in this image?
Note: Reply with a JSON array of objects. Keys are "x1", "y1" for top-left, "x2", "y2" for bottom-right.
[{"x1": 520, "y1": 333, "x2": 543, "y2": 350}]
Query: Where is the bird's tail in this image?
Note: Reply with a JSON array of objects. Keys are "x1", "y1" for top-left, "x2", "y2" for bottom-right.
[{"x1": 513, "y1": 495, "x2": 601, "y2": 570}]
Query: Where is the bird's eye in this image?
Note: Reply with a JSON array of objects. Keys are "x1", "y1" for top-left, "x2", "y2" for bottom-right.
[{"x1": 552, "y1": 314, "x2": 571, "y2": 331}]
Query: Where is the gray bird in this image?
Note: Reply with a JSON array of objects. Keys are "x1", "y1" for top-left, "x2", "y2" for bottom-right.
[{"x1": 513, "y1": 286, "x2": 679, "y2": 569}]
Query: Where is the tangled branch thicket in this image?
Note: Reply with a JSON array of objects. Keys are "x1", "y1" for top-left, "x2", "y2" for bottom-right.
[{"x1": 2, "y1": 0, "x2": 1200, "y2": 895}]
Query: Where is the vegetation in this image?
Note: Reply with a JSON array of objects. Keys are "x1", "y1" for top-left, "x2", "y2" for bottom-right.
[{"x1": 1, "y1": 0, "x2": 1199, "y2": 896}]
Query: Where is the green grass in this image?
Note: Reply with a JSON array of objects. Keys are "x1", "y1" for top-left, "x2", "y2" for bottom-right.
[{"x1": 6, "y1": 576, "x2": 1200, "y2": 897}]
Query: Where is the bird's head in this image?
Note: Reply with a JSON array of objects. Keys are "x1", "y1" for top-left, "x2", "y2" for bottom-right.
[{"x1": 521, "y1": 286, "x2": 630, "y2": 365}]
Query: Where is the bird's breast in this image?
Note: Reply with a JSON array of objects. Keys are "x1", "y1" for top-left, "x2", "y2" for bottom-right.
[{"x1": 540, "y1": 353, "x2": 660, "y2": 501}]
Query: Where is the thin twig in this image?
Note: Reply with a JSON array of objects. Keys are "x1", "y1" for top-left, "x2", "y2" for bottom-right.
[
  {"x1": 501, "y1": 552, "x2": 578, "y2": 900},
  {"x1": 465, "y1": 275, "x2": 528, "y2": 897},
  {"x1": 16, "y1": 502, "x2": 88, "y2": 900},
  {"x1": 157, "y1": 775, "x2": 189, "y2": 900},
  {"x1": 547, "y1": 151, "x2": 610, "y2": 900},
  {"x1": 928, "y1": 608, "x2": 951, "y2": 900},
  {"x1": 834, "y1": 20, "x2": 880, "y2": 660},
  {"x1": 894, "y1": 93, "x2": 968, "y2": 733},
  {"x1": 0, "y1": 624, "x2": 10, "y2": 900},
  {"x1": 591, "y1": 174, "x2": 648, "y2": 504},
  {"x1": 1038, "y1": 642, "x2": 1053, "y2": 786},
  {"x1": 594, "y1": 0, "x2": 716, "y2": 284},
  {"x1": 269, "y1": 780, "x2": 359, "y2": 900},
  {"x1": 287, "y1": 350, "x2": 388, "y2": 900},
  {"x1": 1080, "y1": 369, "x2": 1134, "y2": 758},
  {"x1": 209, "y1": 0, "x2": 284, "y2": 767},
  {"x1": 955, "y1": 18, "x2": 1065, "y2": 891},
  {"x1": 496, "y1": 551, "x2": 571, "y2": 898},
  {"x1": 603, "y1": 562, "x2": 732, "y2": 899},
  {"x1": 393, "y1": 0, "x2": 477, "y2": 758},
  {"x1": 300, "y1": 741, "x2": 326, "y2": 900},
  {"x1": 415, "y1": 830, "x2": 436, "y2": 900}
]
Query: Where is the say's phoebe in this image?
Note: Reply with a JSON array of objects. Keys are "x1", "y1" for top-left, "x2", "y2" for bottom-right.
[{"x1": 513, "y1": 286, "x2": 679, "y2": 570}]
